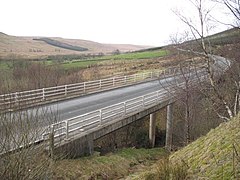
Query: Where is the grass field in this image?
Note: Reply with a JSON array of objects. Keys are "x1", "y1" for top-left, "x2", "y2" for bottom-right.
[
  {"x1": 60, "y1": 49, "x2": 168, "y2": 69},
  {"x1": 0, "y1": 49, "x2": 168, "y2": 70},
  {"x1": 99, "y1": 49, "x2": 168, "y2": 60},
  {"x1": 61, "y1": 59, "x2": 105, "y2": 69}
]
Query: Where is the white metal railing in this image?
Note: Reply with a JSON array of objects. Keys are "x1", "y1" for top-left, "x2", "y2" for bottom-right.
[
  {"x1": 42, "y1": 71, "x2": 207, "y2": 141},
  {"x1": 41, "y1": 56, "x2": 232, "y2": 142},
  {"x1": 42, "y1": 89, "x2": 170, "y2": 141},
  {"x1": 0, "y1": 66, "x2": 182, "y2": 111}
]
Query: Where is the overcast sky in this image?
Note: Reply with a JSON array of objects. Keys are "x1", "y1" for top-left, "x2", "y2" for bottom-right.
[{"x1": 0, "y1": 0, "x2": 232, "y2": 46}]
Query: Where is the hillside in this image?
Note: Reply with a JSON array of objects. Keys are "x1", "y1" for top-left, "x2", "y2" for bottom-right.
[
  {"x1": 0, "y1": 33, "x2": 150, "y2": 60},
  {"x1": 170, "y1": 115, "x2": 240, "y2": 179},
  {"x1": 132, "y1": 115, "x2": 240, "y2": 179}
]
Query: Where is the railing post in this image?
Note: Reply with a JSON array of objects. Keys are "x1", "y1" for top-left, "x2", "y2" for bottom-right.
[
  {"x1": 113, "y1": 77, "x2": 115, "y2": 87},
  {"x1": 124, "y1": 76, "x2": 127, "y2": 84},
  {"x1": 15, "y1": 92, "x2": 18, "y2": 103},
  {"x1": 42, "y1": 88, "x2": 45, "y2": 100},
  {"x1": 99, "y1": 109, "x2": 102, "y2": 125},
  {"x1": 99, "y1": 80, "x2": 102, "y2": 89},
  {"x1": 83, "y1": 82, "x2": 86, "y2": 93},
  {"x1": 65, "y1": 85, "x2": 67, "y2": 96},
  {"x1": 123, "y1": 102, "x2": 126, "y2": 116},
  {"x1": 65, "y1": 120, "x2": 69, "y2": 139},
  {"x1": 142, "y1": 96, "x2": 145, "y2": 107},
  {"x1": 49, "y1": 125, "x2": 54, "y2": 158},
  {"x1": 156, "y1": 91, "x2": 159, "y2": 104}
]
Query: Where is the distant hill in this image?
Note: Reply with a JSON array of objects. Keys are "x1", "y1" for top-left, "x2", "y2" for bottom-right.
[
  {"x1": 33, "y1": 38, "x2": 89, "y2": 52},
  {"x1": 0, "y1": 33, "x2": 151, "y2": 60}
]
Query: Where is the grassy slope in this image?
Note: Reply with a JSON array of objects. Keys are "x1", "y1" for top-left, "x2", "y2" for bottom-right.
[
  {"x1": 170, "y1": 115, "x2": 240, "y2": 179},
  {"x1": 133, "y1": 115, "x2": 240, "y2": 179},
  {"x1": 53, "y1": 148, "x2": 168, "y2": 179}
]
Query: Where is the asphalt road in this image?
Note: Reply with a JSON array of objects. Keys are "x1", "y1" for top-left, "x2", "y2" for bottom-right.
[
  {"x1": 2, "y1": 55, "x2": 230, "y2": 130},
  {"x1": 12, "y1": 54, "x2": 230, "y2": 126},
  {"x1": 31, "y1": 76, "x2": 176, "y2": 124}
]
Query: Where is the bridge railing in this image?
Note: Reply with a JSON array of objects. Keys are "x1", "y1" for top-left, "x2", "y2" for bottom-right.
[
  {"x1": 41, "y1": 56, "x2": 230, "y2": 143},
  {"x1": 42, "y1": 88, "x2": 171, "y2": 141},
  {"x1": 0, "y1": 66, "x2": 181, "y2": 112},
  {"x1": 42, "y1": 72, "x2": 207, "y2": 142}
]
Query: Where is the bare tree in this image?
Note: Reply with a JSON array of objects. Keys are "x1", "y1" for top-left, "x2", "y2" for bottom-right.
[
  {"x1": 173, "y1": 0, "x2": 240, "y2": 121},
  {"x1": 158, "y1": 57, "x2": 206, "y2": 145},
  {"x1": 0, "y1": 106, "x2": 56, "y2": 179},
  {"x1": 0, "y1": 79, "x2": 59, "y2": 179},
  {"x1": 213, "y1": 0, "x2": 240, "y2": 27}
]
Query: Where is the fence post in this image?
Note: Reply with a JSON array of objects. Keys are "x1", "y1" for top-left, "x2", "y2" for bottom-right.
[
  {"x1": 65, "y1": 120, "x2": 69, "y2": 139},
  {"x1": 42, "y1": 88, "x2": 45, "y2": 100},
  {"x1": 124, "y1": 76, "x2": 127, "y2": 84},
  {"x1": 113, "y1": 77, "x2": 115, "y2": 87},
  {"x1": 99, "y1": 80, "x2": 102, "y2": 89},
  {"x1": 65, "y1": 85, "x2": 67, "y2": 96}
]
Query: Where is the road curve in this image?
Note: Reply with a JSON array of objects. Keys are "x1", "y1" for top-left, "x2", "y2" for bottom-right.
[
  {"x1": 8, "y1": 54, "x2": 230, "y2": 126},
  {"x1": 29, "y1": 76, "x2": 175, "y2": 124}
]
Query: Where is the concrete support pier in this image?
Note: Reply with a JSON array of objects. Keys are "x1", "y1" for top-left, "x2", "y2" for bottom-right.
[
  {"x1": 165, "y1": 103, "x2": 173, "y2": 151},
  {"x1": 149, "y1": 112, "x2": 157, "y2": 148}
]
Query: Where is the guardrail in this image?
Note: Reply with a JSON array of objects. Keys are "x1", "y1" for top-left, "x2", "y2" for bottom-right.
[
  {"x1": 42, "y1": 71, "x2": 207, "y2": 142},
  {"x1": 0, "y1": 66, "x2": 181, "y2": 112},
  {"x1": 1, "y1": 55, "x2": 231, "y2": 155}
]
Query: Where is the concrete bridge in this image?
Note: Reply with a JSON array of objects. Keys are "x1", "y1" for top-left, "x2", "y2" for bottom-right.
[{"x1": 0, "y1": 55, "x2": 230, "y2": 157}]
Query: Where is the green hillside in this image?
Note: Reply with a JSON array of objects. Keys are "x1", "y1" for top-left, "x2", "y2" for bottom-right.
[
  {"x1": 170, "y1": 115, "x2": 240, "y2": 179},
  {"x1": 133, "y1": 115, "x2": 240, "y2": 179}
]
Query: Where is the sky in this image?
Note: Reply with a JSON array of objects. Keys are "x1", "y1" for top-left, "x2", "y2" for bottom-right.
[{"x1": 0, "y1": 0, "x2": 232, "y2": 46}]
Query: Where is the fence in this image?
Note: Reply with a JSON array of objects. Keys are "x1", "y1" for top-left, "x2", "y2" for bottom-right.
[
  {"x1": 42, "y1": 71, "x2": 207, "y2": 142},
  {"x1": 0, "y1": 66, "x2": 181, "y2": 112}
]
